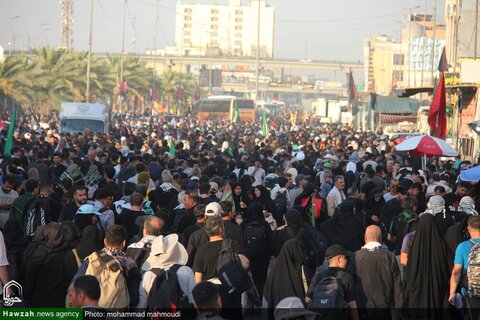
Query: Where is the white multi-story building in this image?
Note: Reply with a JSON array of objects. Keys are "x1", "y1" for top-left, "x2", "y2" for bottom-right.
[{"x1": 170, "y1": 0, "x2": 275, "y2": 58}]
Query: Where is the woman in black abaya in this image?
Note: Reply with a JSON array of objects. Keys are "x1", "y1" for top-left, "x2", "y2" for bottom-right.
[
  {"x1": 264, "y1": 237, "x2": 307, "y2": 319},
  {"x1": 64, "y1": 225, "x2": 103, "y2": 282},
  {"x1": 251, "y1": 185, "x2": 278, "y2": 222},
  {"x1": 319, "y1": 199, "x2": 365, "y2": 252},
  {"x1": 405, "y1": 213, "x2": 450, "y2": 318}
]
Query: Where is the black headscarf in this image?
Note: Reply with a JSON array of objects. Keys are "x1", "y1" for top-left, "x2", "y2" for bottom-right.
[
  {"x1": 271, "y1": 209, "x2": 305, "y2": 257},
  {"x1": 251, "y1": 185, "x2": 277, "y2": 218},
  {"x1": 246, "y1": 201, "x2": 265, "y2": 223},
  {"x1": 73, "y1": 214, "x2": 97, "y2": 232},
  {"x1": 263, "y1": 238, "x2": 307, "y2": 308},
  {"x1": 405, "y1": 214, "x2": 449, "y2": 313},
  {"x1": 445, "y1": 214, "x2": 470, "y2": 271},
  {"x1": 319, "y1": 199, "x2": 365, "y2": 252},
  {"x1": 61, "y1": 221, "x2": 80, "y2": 249},
  {"x1": 2, "y1": 219, "x2": 27, "y2": 251},
  {"x1": 293, "y1": 183, "x2": 315, "y2": 206},
  {"x1": 284, "y1": 209, "x2": 304, "y2": 235},
  {"x1": 33, "y1": 222, "x2": 65, "y2": 249},
  {"x1": 75, "y1": 225, "x2": 103, "y2": 260},
  {"x1": 231, "y1": 182, "x2": 249, "y2": 216}
]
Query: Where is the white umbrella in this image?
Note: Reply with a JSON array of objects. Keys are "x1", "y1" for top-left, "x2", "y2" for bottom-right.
[{"x1": 394, "y1": 135, "x2": 458, "y2": 157}]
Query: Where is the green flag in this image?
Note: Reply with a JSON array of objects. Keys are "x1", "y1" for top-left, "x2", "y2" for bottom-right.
[
  {"x1": 232, "y1": 99, "x2": 240, "y2": 123},
  {"x1": 3, "y1": 102, "x2": 16, "y2": 157},
  {"x1": 169, "y1": 136, "x2": 176, "y2": 158},
  {"x1": 262, "y1": 110, "x2": 267, "y2": 136},
  {"x1": 310, "y1": 196, "x2": 315, "y2": 228}
]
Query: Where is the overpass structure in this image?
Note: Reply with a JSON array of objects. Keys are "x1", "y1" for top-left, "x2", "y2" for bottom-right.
[{"x1": 136, "y1": 54, "x2": 364, "y2": 73}]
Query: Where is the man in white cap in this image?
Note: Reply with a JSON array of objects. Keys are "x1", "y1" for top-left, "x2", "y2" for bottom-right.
[{"x1": 137, "y1": 233, "x2": 195, "y2": 308}]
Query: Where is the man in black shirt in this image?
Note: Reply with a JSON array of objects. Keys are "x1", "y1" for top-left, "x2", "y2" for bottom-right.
[
  {"x1": 192, "y1": 215, "x2": 248, "y2": 319},
  {"x1": 59, "y1": 186, "x2": 88, "y2": 222},
  {"x1": 116, "y1": 192, "x2": 147, "y2": 243},
  {"x1": 182, "y1": 204, "x2": 206, "y2": 247},
  {"x1": 219, "y1": 201, "x2": 242, "y2": 243},
  {"x1": 306, "y1": 244, "x2": 359, "y2": 320},
  {"x1": 175, "y1": 191, "x2": 199, "y2": 233},
  {"x1": 444, "y1": 182, "x2": 470, "y2": 222}
]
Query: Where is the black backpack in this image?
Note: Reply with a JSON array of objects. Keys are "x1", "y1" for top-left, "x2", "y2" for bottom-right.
[
  {"x1": 147, "y1": 264, "x2": 195, "y2": 315},
  {"x1": 23, "y1": 196, "x2": 52, "y2": 240},
  {"x1": 274, "y1": 190, "x2": 288, "y2": 222},
  {"x1": 126, "y1": 242, "x2": 152, "y2": 269},
  {"x1": 244, "y1": 222, "x2": 267, "y2": 258},
  {"x1": 311, "y1": 271, "x2": 345, "y2": 319},
  {"x1": 216, "y1": 239, "x2": 249, "y2": 295},
  {"x1": 304, "y1": 225, "x2": 328, "y2": 268}
]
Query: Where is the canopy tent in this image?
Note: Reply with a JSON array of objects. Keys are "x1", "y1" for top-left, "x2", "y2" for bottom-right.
[
  {"x1": 460, "y1": 166, "x2": 480, "y2": 182},
  {"x1": 371, "y1": 95, "x2": 421, "y2": 114}
]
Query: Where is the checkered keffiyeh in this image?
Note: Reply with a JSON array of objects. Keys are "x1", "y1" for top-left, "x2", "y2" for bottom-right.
[
  {"x1": 425, "y1": 195, "x2": 445, "y2": 216},
  {"x1": 460, "y1": 196, "x2": 478, "y2": 216}
]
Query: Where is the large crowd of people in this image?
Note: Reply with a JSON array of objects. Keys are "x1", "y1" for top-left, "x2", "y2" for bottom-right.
[{"x1": 0, "y1": 110, "x2": 479, "y2": 320}]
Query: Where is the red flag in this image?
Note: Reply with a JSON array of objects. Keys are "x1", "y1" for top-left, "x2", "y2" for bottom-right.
[
  {"x1": 428, "y1": 72, "x2": 447, "y2": 139},
  {"x1": 391, "y1": 71, "x2": 397, "y2": 90},
  {"x1": 348, "y1": 71, "x2": 358, "y2": 102}
]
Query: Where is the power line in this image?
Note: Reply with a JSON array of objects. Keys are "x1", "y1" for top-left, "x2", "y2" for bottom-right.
[
  {"x1": 96, "y1": 0, "x2": 123, "y2": 20},
  {"x1": 277, "y1": 12, "x2": 400, "y2": 23},
  {"x1": 275, "y1": 22, "x2": 398, "y2": 39}
]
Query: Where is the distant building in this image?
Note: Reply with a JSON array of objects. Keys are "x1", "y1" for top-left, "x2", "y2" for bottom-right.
[
  {"x1": 364, "y1": 13, "x2": 445, "y2": 94},
  {"x1": 168, "y1": 0, "x2": 275, "y2": 58},
  {"x1": 445, "y1": 0, "x2": 461, "y2": 70},
  {"x1": 456, "y1": 0, "x2": 479, "y2": 59},
  {"x1": 363, "y1": 35, "x2": 405, "y2": 95}
]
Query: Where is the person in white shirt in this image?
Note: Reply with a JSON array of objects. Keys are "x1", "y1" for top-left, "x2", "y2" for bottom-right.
[
  {"x1": 247, "y1": 161, "x2": 266, "y2": 187},
  {"x1": 137, "y1": 234, "x2": 195, "y2": 308},
  {"x1": 326, "y1": 176, "x2": 346, "y2": 216},
  {"x1": 0, "y1": 231, "x2": 11, "y2": 296}
]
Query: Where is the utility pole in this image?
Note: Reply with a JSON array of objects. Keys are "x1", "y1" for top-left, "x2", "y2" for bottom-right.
[
  {"x1": 255, "y1": 0, "x2": 261, "y2": 101},
  {"x1": 9, "y1": 16, "x2": 19, "y2": 55},
  {"x1": 86, "y1": 0, "x2": 93, "y2": 102},
  {"x1": 475, "y1": 0, "x2": 478, "y2": 59},
  {"x1": 152, "y1": 0, "x2": 159, "y2": 115},
  {"x1": 431, "y1": 0, "x2": 437, "y2": 85},
  {"x1": 120, "y1": 0, "x2": 127, "y2": 113},
  {"x1": 421, "y1": 0, "x2": 427, "y2": 86}
]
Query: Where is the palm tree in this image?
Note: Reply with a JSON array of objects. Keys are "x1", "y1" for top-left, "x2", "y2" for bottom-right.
[
  {"x1": 0, "y1": 56, "x2": 34, "y2": 108},
  {"x1": 30, "y1": 47, "x2": 83, "y2": 113},
  {"x1": 160, "y1": 71, "x2": 199, "y2": 115},
  {"x1": 107, "y1": 54, "x2": 153, "y2": 114}
]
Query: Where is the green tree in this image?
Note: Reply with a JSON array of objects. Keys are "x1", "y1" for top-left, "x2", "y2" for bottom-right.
[
  {"x1": 160, "y1": 71, "x2": 198, "y2": 115},
  {"x1": 0, "y1": 56, "x2": 34, "y2": 107},
  {"x1": 107, "y1": 54, "x2": 152, "y2": 114}
]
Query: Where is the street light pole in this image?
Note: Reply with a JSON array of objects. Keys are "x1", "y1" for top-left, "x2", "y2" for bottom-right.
[
  {"x1": 255, "y1": 0, "x2": 261, "y2": 101},
  {"x1": 86, "y1": 0, "x2": 93, "y2": 102},
  {"x1": 475, "y1": 0, "x2": 478, "y2": 60},
  {"x1": 120, "y1": 0, "x2": 127, "y2": 113},
  {"x1": 9, "y1": 16, "x2": 20, "y2": 55},
  {"x1": 431, "y1": 0, "x2": 437, "y2": 85}
]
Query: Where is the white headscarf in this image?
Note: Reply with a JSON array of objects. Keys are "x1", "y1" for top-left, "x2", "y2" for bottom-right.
[
  {"x1": 423, "y1": 195, "x2": 445, "y2": 217},
  {"x1": 460, "y1": 196, "x2": 478, "y2": 216}
]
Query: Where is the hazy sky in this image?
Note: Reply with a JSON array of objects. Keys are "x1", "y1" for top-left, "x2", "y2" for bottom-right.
[{"x1": 1, "y1": 0, "x2": 445, "y2": 62}]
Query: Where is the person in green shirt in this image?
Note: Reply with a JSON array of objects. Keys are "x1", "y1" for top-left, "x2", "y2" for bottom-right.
[{"x1": 10, "y1": 179, "x2": 39, "y2": 222}]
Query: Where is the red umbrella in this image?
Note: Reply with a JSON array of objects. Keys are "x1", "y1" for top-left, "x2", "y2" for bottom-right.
[{"x1": 393, "y1": 135, "x2": 458, "y2": 157}]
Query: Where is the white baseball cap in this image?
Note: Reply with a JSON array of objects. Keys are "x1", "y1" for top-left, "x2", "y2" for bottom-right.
[{"x1": 205, "y1": 202, "x2": 223, "y2": 217}]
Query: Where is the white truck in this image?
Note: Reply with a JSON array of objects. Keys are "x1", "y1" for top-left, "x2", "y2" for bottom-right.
[{"x1": 59, "y1": 102, "x2": 108, "y2": 134}]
